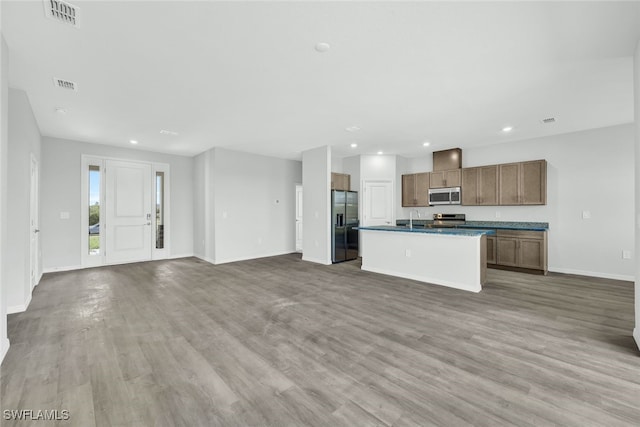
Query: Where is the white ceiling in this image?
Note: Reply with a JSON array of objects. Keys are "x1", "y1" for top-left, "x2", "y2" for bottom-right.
[{"x1": 3, "y1": 1, "x2": 640, "y2": 160}]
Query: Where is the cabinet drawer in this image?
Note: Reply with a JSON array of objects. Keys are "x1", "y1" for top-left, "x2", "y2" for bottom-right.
[{"x1": 496, "y1": 229, "x2": 545, "y2": 240}]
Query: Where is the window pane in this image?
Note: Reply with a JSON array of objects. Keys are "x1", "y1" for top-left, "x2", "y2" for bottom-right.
[
  {"x1": 156, "y1": 172, "x2": 164, "y2": 249},
  {"x1": 88, "y1": 165, "x2": 100, "y2": 255}
]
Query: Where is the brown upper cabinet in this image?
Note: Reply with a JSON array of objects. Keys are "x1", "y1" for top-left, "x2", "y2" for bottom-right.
[
  {"x1": 402, "y1": 172, "x2": 429, "y2": 207},
  {"x1": 461, "y1": 165, "x2": 498, "y2": 206},
  {"x1": 430, "y1": 169, "x2": 461, "y2": 189},
  {"x1": 433, "y1": 148, "x2": 462, "y2": 171},
  {"x1": 331, "y1": 172, "x2": 351, "y2": 191},
  {"x1": 498, "y1": 160, "x2": 546, "y2": 205}
]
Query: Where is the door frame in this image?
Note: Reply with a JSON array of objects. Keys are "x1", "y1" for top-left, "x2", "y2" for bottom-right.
[
  {"x1": 80, "y1": 155, "x2": 171, "y2": 268},
  {"x1": 30, "y1": 153, "x2": 40, "y2": 288}
]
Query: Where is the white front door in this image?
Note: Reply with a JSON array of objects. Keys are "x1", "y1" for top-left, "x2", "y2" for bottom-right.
[
  {"x1": 295, "y1": 184, "x2": 303, "y2": 252},
  {"x1": 30, "y1": 155, "x2": 40, "y2": 288},
  {"x1": 363, "y1": 180, "x2": 393, "y2": 226},
  {"x1": 105, "y1": 160, "x2": 153, "y2": 264}
]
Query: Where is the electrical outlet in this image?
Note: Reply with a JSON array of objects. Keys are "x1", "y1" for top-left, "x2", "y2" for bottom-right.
[
  {"x1": 60, "y1": 211, "x2": 70, "y2": 219},
  {"x1": 582, "y1": 211, "x2": 591, "y2": 219},
  {"x1": 405, "y1": 249, "x2": 411, "y2": 257},
  {"x1": 622, "y1": 250, "x2": 632, "y2": 259},
  {"x1": 495, "y1": 211, "x2": 501, "y2": 219}
]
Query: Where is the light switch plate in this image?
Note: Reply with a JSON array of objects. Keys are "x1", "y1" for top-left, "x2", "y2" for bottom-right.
[
  {"x1": 622, "y1": 250, "x2": 632, "y2": 259},
  {"x1": 582, "y1": 211, "x2": 591, "y2": 219},
  {"x1": 60, "y1": 211, "x2": 70, "y2": 219}
]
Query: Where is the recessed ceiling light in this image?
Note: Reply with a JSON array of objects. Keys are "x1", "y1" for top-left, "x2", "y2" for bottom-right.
[
  {"x1": 129, "y1": 140, "x2": 138, "y2": 145},
  {"x1": 345, "y1": 126, "x2": 360, "y2": 132},
  {"x1": 423, "y1": 142, "x2": 430, "y2": 147},
  {"x1": 55, "y1": 107, "x2": 67, "y2": 114},
  {"x1": 315, "y1": 42, "x2": 331, "y2": 53},
  {"x1": 350, "y1": 143, "x2": 358, "y2": 148},
  {"x1": 502, "y1": 126, "x2": 513, "y2": 132},
  {"x1": 377, "y1": 151, "x2": 383, "y2": 155},
  {"x1": 160, "y1": 129, "x2": 179, "y2": 136}
]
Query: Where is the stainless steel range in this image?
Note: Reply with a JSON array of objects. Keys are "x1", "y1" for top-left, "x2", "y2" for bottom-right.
[{"x1": 432, "y1": 213, "x2": 466, "y2": 227}]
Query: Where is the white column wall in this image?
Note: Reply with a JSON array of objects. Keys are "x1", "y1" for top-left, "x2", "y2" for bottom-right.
[
  {"x1": 302, "y1": 146, "x2": 331, "y2": 265},
  {"x1": 0, "y1": 32, "x2": 10, "y2": 362},
  {"x1": 634, "y1": 39, "x2": 640, "y2": 349}
]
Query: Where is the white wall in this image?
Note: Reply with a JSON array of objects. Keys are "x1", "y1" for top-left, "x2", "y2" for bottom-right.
[
  {"x1": 0, "y1": 33, "x2": 10, "y2": 362},
  {"x1": 6, "y1": 89, "x2": 40, "y2": 313},
  {"x1": 302, "y1": 145, "x2": 331, "y2": 264},
  {"x1": 193, "y1": 151, "x2": 208, "y2": 260},
  {"x1": 40, "y1": 137, "x2": 194, "y2": 270},
  {"x1": 210, "y1": 148, "x2": 302, "y2": 264},
  {"x1": 397, "y1": 124, "x2": 635, "y2": 281},
  {"x1": 634, "y1": 39, "x2": 639, "y2": 349}
]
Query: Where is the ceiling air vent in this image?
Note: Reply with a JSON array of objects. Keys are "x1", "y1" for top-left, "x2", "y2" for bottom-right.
[
  {"x1": 53, "y1": 77, "x2": 77, "y2": 92},
  {"x1": 541, "y1": 117, "x2": 556, "y2": 124},
  {"x1": 43, "y1": 0, "x2": 80, "y2": 28}
]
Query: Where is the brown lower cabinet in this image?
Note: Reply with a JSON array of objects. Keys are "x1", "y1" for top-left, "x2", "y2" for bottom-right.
[{"x1": 487, "y1": 229, "x2": 547, "y2": 274}]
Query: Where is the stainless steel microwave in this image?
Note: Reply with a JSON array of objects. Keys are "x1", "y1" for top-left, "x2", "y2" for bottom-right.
[{"x1": 428, "y1": 187, "x2": 461, "y2": 205}]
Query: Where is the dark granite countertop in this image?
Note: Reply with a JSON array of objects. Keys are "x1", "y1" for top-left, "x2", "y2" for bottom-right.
[
  {"x1": 395, "y1": 219, "x2": 548, "y2": 231},
  {"x1": 357, "y1": 225, "x2": 496, "y2": 237}
]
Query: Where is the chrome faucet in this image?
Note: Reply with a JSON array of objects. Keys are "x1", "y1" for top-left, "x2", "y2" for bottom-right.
[{"x1": 409, "y1": 209, "x2": 421, "y2": 229}]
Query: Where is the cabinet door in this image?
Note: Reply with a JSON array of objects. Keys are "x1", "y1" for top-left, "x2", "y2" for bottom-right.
[
  {"x1": 415, "y1": 173, "x2": 430, "y2": 206},
  {"x1": 429, "y1": 171, "x2": 445, "y2": 188},
  {"x1": 402, "y1": 174, "x2": 416, "y2": 207},
  {"x1": 461, "y1": 168, "x2": 478, "y2": 205},
  {"x1": 499, "y1": 163, "x2": 520, "y2": 205},
  {"x1": 496, "y1": 237, "x2": 518, "y2": 266},
  {"x1": 486, "y1": 236, "x2": 497, "y2": 264},
  {"x1": 342, "y1": 174, "x2": 351, "y2": 192},
  {"x1": 521, "y1": 160, "x2": 546, "y2": 205},
  {"x1": 519, "y1": 239, "x2": 545, "y2": 270},
  {"x1": 331, "y1": 172, "x2": 337, "y2": 190},
  {"x1": 445, "y1": 169, "x2": 461, "y2": 187},
  {"x1": 478, "y1": 165, "x2": 498, "y2": 205}
]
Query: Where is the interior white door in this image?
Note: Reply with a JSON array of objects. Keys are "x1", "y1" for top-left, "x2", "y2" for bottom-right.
[
  {"x1": 30, "y1": 155, "x2": 40, "y2": 289},
  {"x1": 363, "y1": 180, "x2": 393, "y2": 226},
  {"x1": 295, "y1": 185, "x2": 303, "y2": 252},
  {"x1": 105, "y1": 160, "x2": 153, "y2": 264}
]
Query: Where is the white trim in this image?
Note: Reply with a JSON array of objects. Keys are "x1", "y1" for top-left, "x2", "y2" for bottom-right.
[
  {"x1": 7, "y1": 291, "x2": 31, "y2": 314},
  {"x1": 168, "y1": 253, "x2": 194, "y2": 260},
  {"x1": 548, "y1": 267, "x2": 634, "y2": 282},
  {"x1": 36, "y1": 271, "x2": 43, "y2": 285},
  {"x1": 214, "y1": 250, "x2": 296, "y2": 265},
  {"x1": 44, "y1": 264, "x2": 84, "y2": 273},
  {"x1": 0, "y1": 338, "x2": 9, "y2": 364},
  {"x1": 302, "y1": 255, "x2": 332, "y2": 265},
  {"x1": 194, "y1": 254, "x2": 216, "y2": 265},
  {"x1": 634, "y1": 327, "x2": 640, "y2": 351},
  {"x1": 362, "y1": 265, "x2": 481, "y2": 293},
  {"x1": 81, "y1": 155, "x2": 105, "y2": 268}
]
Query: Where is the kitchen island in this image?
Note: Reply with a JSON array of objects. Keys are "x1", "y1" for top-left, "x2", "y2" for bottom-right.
[{"x1": 357, "y1": 226, "x2": 496, "y2": 292}]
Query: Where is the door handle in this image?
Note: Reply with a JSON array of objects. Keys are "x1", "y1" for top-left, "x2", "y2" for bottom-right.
[
  {"x1": 34, "y1": 229, "x2": 40, "y2": 233},
  {"x1": 146, "y1": 222, "x2": 151, "y2": 226}
]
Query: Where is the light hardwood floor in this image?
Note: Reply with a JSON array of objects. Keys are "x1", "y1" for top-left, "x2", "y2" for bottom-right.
[{"x1": 1, "y1": 254, "x2": 639, "y2": 426}]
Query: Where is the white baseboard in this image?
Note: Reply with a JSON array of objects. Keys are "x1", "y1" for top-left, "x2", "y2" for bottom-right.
[
  {"x1": 193, "y1": 254, "x2": 216, "y2": 264},
  {"x1": 634, "y1": 328, "x2": 640, "y2": 352},
  {"x1": 548, "y1": 267, "x2": 634, "y2": 282},
  {"x1": 168, "y1": 253, "x2": 194, "y2": 259},
  {"x1": 43, "y1": 264, "x2": 83, "y2": 274},
  {"x1": 7, "y1": 290, "x2": 32, "y2": 314},
  {"x1": 301, "y1": 255, "x2": 332, "y2": 265},
  {"x1": 0, "y1": 338, "x2": 9, "y2": 364},
  {"x1": 214, "y1": 250, "x2": 295, "y2": 265}
]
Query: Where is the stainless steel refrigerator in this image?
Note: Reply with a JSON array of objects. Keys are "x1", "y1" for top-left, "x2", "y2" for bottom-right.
[{"x1": 332, "y1": 190, "x2": 359, "y2": 263}]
